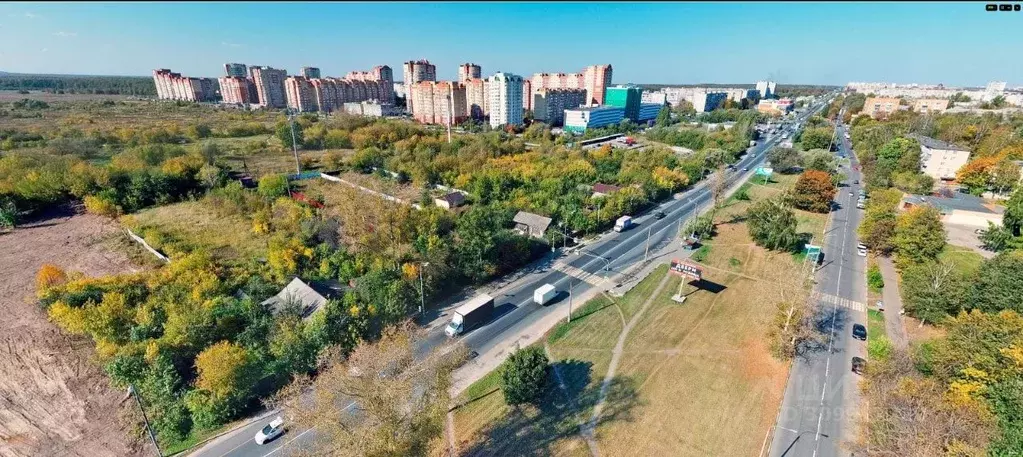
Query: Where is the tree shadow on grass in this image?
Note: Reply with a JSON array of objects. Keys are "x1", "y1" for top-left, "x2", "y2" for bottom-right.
[{"x1": 458, "y1": 361, "x2": 642, "y2": 457}]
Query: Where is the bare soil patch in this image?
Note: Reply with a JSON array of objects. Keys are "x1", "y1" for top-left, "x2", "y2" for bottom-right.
[{"x1": 0, "y1": 207, "x2": 149, "y2": 457}]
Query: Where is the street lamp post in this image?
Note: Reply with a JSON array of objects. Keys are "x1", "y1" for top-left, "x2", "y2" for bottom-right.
[{"x1": 576, "y1": 250, "x2": 612, "y2": 279}]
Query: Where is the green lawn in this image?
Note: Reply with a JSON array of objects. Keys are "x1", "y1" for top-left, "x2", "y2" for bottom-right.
[
  {"x1": 937, "y1": 245, "x2": 985, "y2": 275},
  {"x1": 867, "y1": 309, "x2": 886, "y2": 340}
]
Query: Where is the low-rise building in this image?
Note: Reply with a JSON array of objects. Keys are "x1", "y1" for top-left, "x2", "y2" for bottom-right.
[
  {"x1": 912, "y1": 98, "x2": 949, "y2": 114},
  {"x1": 757, "y1": 99, "x2": 793, "y2": 115},
  {"x1": 910, "y1": 133, "x2": 971, "y2": 181},
  {"x1": 862, "y1": 97, "x2": 901, "y2": 119},
  {"x1": 342, "y1": 101, "x2": 400, "y2": 117},
  {"x1": 434, "y1": 192, "x2": 466, "y2": 210},
  {"x1": 637, "y1": 103, "x2": 662, "y2": 123},
  {"x1": 513, "y1": 211, "x2": 553, "y2": 239},
  {"x1": 605, "y1": 85, "x2": 643, "y2": 122},
  {"x1": 261, "y1": 277, "x2": 344, "y2": 319},
  {"x1": 900, "y1": 191, "x2": 1003, "y2": 228},
  {"x1": 564, "y1": 106, "x2": 625, "y2": 133}
]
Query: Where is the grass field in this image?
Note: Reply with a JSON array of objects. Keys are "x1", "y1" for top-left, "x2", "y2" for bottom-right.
[
  {"x1": 937, "y1": 244, "x2": 985, "y2": 274},
  {"x1": 123, "y1": 199, "x2": 269, "y2": 261},
  {"x1": 867, "y1": 309, "x2": 886, "y2": 340},
  {"x1": 451, "y1": 172, "x2": 828, "y2": 456}
]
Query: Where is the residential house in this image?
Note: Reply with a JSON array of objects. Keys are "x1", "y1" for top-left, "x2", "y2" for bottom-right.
[
  {"x1": 434, "y1": 192, "x2": 466, "y2": 210},
  {"x1": 513, "y1": 211, "x2": 553, "y2": 239},
  {"x1": 909, "y1": 133, "x2": 972, "y2": 181},
  {"x1": 261, "y1": 277, "x2": 344, "y2": 319},
  {"x1": 900, "y1": 190, "x2": 1004, "y2": 228}
]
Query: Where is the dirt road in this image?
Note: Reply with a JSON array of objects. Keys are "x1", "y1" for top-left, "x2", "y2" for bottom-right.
[{"x1": 0, "y1": 207, "x2": 148, "y2": 457}]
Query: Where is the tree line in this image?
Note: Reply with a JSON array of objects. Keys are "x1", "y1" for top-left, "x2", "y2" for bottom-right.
[{"x1": 0, "y1": 74, "x2": 157, "y2": 96}]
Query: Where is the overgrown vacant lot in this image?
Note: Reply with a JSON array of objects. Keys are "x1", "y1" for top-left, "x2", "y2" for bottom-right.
[
  {"x1": 0, "y1": 209, "x2": 148, "y2": 457},
  {"x1": 122, "y1": 199, "x2": 270, "y2": 261},
  {"x1": 451, "y1": 173, "x2": 827, "y2": 457}
]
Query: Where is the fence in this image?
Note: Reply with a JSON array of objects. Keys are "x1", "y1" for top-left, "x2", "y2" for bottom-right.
[{"x1": 124, "y1": 228, "x2": 170, "y2": 264}]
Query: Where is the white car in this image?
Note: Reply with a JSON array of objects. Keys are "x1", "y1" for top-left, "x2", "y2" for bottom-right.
[
  {"x1": 857, "y1": 247, "x2": 868, "y2": 257},
  {"x1": 255, "y1": 416, "x2": 285, "y2": 445},
  {"x1": 857, "y1": 243, "x2": 867, "y2": 251}
]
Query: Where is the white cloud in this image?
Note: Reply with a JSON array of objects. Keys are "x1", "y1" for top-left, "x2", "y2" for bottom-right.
[
  {"x1": 54, "y1": 31, "x2": 77, "y2": 37},
  {"x1": 40, "y1": 48, "x2": 47, "y2": 53},
  {"x1": 221, "y1": 41, "x2": 242, "y2": 48}
]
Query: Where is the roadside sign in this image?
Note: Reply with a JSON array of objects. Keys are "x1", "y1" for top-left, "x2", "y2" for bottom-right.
[
  {"x1": 670, "y1": 259, "x2": 703, "y2": 281},
  {"x1": 805, "y1": 244, "x2": 822, "y2": 265},
  {"x1": 754, "y1": 167, "x2": 773, "y2": 177}
]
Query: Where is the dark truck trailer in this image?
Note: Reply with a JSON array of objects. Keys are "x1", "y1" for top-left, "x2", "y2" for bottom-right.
[{"x1": 445, "y1": 294, "x2": 495, "y2": 337}]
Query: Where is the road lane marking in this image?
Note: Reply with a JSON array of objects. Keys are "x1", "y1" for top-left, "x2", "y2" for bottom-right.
[{"x1": 259, "y1": 402, "x2": 356, "y2": 457}]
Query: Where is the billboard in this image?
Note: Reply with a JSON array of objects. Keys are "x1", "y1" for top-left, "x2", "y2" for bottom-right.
[{"x1": 670, "y1": 259, "x2": 703, "y2": 280}]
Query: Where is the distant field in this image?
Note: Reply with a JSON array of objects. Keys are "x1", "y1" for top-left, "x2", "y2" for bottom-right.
[
  {"x1": 0, "y1": 90, "x2": 133, "y2": 102},
  {"x1": 451, "y1": 172, "x2": 827, "y2": 456}
]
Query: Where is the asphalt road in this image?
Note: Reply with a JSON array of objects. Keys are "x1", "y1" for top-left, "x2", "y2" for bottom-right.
[
  {"x1": 770, "y1": 120, "x2": 869, "y2": 457},
  {"x1": 190, "y1": 99, "x2": 833, "y2": 457}
]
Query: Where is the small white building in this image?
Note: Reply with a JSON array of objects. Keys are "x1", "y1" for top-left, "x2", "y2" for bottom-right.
[
  {"x1": 434, "y1": 191, "x2": 466, "y2": 210},
  {"x1": 909, "y1": 134, "x2": 972, "y2": 182}
]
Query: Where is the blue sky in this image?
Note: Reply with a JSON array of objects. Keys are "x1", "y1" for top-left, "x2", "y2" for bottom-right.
[{"x1": 0, "y1": 2, "x2": 1020, "y2": 86}]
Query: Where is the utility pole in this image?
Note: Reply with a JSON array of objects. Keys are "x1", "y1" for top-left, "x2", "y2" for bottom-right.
[
  {"x1": 128, "y1": 384, "x2": 163, "y2": 457},
  {"x1": 288, "y1": 109, "x2": 301, "y2": 175}
]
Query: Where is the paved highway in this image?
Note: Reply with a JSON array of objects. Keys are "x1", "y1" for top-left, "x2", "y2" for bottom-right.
[
  {"x1": 770, "y1": 116, "x2": 868, "y2": 457},
  {"x1": 190, "y1": 99, "x2": 833, "y2": 457}
]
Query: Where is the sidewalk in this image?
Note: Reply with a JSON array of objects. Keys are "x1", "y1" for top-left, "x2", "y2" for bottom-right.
[{"x1": 877, "y1": 256, "x2": 908, "y2": 349}]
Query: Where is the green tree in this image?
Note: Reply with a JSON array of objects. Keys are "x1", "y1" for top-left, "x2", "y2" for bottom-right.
[
  {"x1": 197, "y1": 164, "x2": 227, "y2": 190},
  {"x1": 803, "y1": 149, "x2": 836, "y2": 173},
  {"x1": 979, "y1": 221, "x2": 1018, "y2": 252},
  {"x1": 684, "y1": 214, "x2": 714, "y2": 239},
  {"x1": 857, "y1": 188, "x2": 904, "y2": 254},
  {"x1": 971, "y1": 251, "x2": 1023, "y2": 313},
  {"x1": 991, "y1": 158, "x2": 1021, "y2": 195},
  {"x1": 900, "y1": 260, "x2": 969, "y2": 323},
  {"x1": 257, "y1": 174, "x2": 289, "y2": 200},
  {"x1": 655, "y1": 105, "x2": 672, "y2": 127},
  {"x1": 1004, "y1": 186, "x2": 1023, "y2": 237},
  {"x1": 500, "y1": 345, "x2": 549, "y2": 406},
  {"x1": 0, "y1": 197, "x2": 17, "y2": 230},
  {"x1": 276, "y1": 121, "x2": 304, "y2": 150},
  {"x1": 194, "y1": 341, "x2": 260, "y2": 401},
  {"x1": 454, "y1": 205, "x2": 508, "y2": 282},
  {"x1": 791, "y1": 170, "x2": 835, "y2": 213},
  {"x1": 892, "y1": 206, "x2": 946, "y2": 267},
  {"x1": 746, "y1": 197, "x2": 800, "y2": 251},
  {"x1": 799, "y1": 127, "x2": 834, "y2": 150},
  {"x1": 767, "y1": 146, "x2": 801, "y2": 173}
]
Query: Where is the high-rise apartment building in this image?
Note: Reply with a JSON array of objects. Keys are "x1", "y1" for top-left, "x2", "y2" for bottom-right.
[
  {"x1": 285, "y1": 76, "x2": 318, "y2": 112},
  {"x1": 464, "y1": 78, "x2": 489, "y2": 120},
  {"x1": 488, "y1": 72, "x2": 524, "y2": 128},
  {"x1": 301, "y1": 67, "x2": 321, "y2": 79},
  {"x1": 224, "y1": 63, "x2": 247, "y2": 78},
  {"x1": 343, "y1": 65, "x2": 395, "y2": 104},
  {"x1": 249, "y1": 66, "x2": 288, "y2": 108},
  {"x1": 403, "y1": 60, "x2": 437, "y2": 112},
  {"x1": 863, "y1": 97, "x2": 901, "y2": 119},
  {"x1": 755, "y1": 81, "x2": 777, "y2": 99},
  {"x1": 458, "y1": 63, "x2": 482, "y2": 82},
  {"x1": 532, "y1": 88, "x2": 587, "y2": 126},
  {"x1": 605, "y1": 85, "x2": 642, "y2": 122},
  {"x1": 525, "y1": 64, "x2": 613, "y2": 110},
  {"x1": 409, "y1": 81, "x2": 467, "y2": 125},
  {"x1": 219, "y1": 76, "x2": 253, "y2": 105},
  {"x1": 152, "y1": 69, "x2": 216, "y2": 102}
]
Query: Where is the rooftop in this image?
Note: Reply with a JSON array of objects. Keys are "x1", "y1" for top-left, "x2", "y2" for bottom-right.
[
  {"x1": 261, "y1": 277, "x2": 345, "y2": 318},
  {"x1": 907, "y1": 133, "x2": 970, "y2": 152},
  {"x1": 513, "y1": 210, "x2": 553, "y2": 235},
  {"x1": 567, "y1": 105, "x2": 625, "y2": 113},
  {"x1": 902, "y1": 190, "x2": 1003, "y2": 215}
]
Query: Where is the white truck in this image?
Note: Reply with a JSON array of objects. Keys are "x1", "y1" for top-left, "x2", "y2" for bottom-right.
[
  {"x1": 533, "y1": 284, "x2": 557, "y2": 306},
  {"x1": 614, "y1": 215, "x2": 633, "y2": 232},
  {"x1": 445, "y1": 294, "x2": 495, "y2": 337}
]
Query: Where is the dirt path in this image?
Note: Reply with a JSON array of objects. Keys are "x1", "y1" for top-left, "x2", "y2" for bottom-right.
[
  {"x1": 0, "y1": 208, "x2": 147, "y2": 457},
  {"x1": 584, "y1": 273, "x2": 671, "y2": 437},
  {"x1": 877, "y1": 257, "x2": 909, "y2": 349}
]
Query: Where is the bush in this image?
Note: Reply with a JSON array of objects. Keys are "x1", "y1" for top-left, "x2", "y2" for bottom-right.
[
  {"x1": 867, "y1": 336, "x2": 893, "y2": 361},
  {"x1": 500, "y1": 345, "x2": 549, "y2": 406},
  {"x1": 83, "y1": 193, "x2": 122, "y2": 217},
  {"x1": 867, "y1": 263, "x2": 884, "y2": 292},
  {"x1": 257, "y1": 174, "x2": 290, "y2": 200}
]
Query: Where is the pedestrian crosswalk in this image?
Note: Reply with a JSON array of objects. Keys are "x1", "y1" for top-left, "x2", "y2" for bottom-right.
[
  {"x1": 553, "y1": 263, "x2": 606, "y2": 287},
  {"x1": 811, "y1": 291, "x2": 866, "y2": 313}
]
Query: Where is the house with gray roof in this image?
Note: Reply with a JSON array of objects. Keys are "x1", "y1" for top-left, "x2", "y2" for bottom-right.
[
  {"x1": 261, "y1": 277, "x2": 345, "y2": 319},
  {"x1": 513, "y1": 211, "x2": 553, "y2": 239}
]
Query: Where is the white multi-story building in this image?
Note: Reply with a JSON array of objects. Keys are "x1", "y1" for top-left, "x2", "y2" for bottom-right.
[
  {"x1": 691, "y1": 90, "x2": 728, "y2": 112},
  {"x1": 755, "y1": 81, "x2": 776, "y2": 99},
  {"x1": 910, "y1": 134, "x2": 972, "y2": 181},
  {"x1": 564, "y1": 106, "x2": 625, "y2": 133},
  {"x1": 488, "y1": 72, "x2": 524, "y2": 128}
]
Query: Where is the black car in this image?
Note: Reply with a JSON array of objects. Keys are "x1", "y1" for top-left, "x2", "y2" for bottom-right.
[
  {"x1": 852, "y1": 323, "x2": 867, "y2": 340},
  {"x1": 654, "y1": 211, "x2": 666, "y2": 220}
]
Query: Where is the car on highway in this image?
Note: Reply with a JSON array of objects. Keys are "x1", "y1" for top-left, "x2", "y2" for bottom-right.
[
  {"x1": 654, "y1": 211, "x2": 666, "y2": 220},
  {"x1": 255, "y1": 416, "x2": 285, "y2": 445},
  {"x1": 852, "y1": 356, "x2": 866, "y2": 375},
  {"x1": 852, "y1": 323, "x2": 867, "y2": 340}
]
